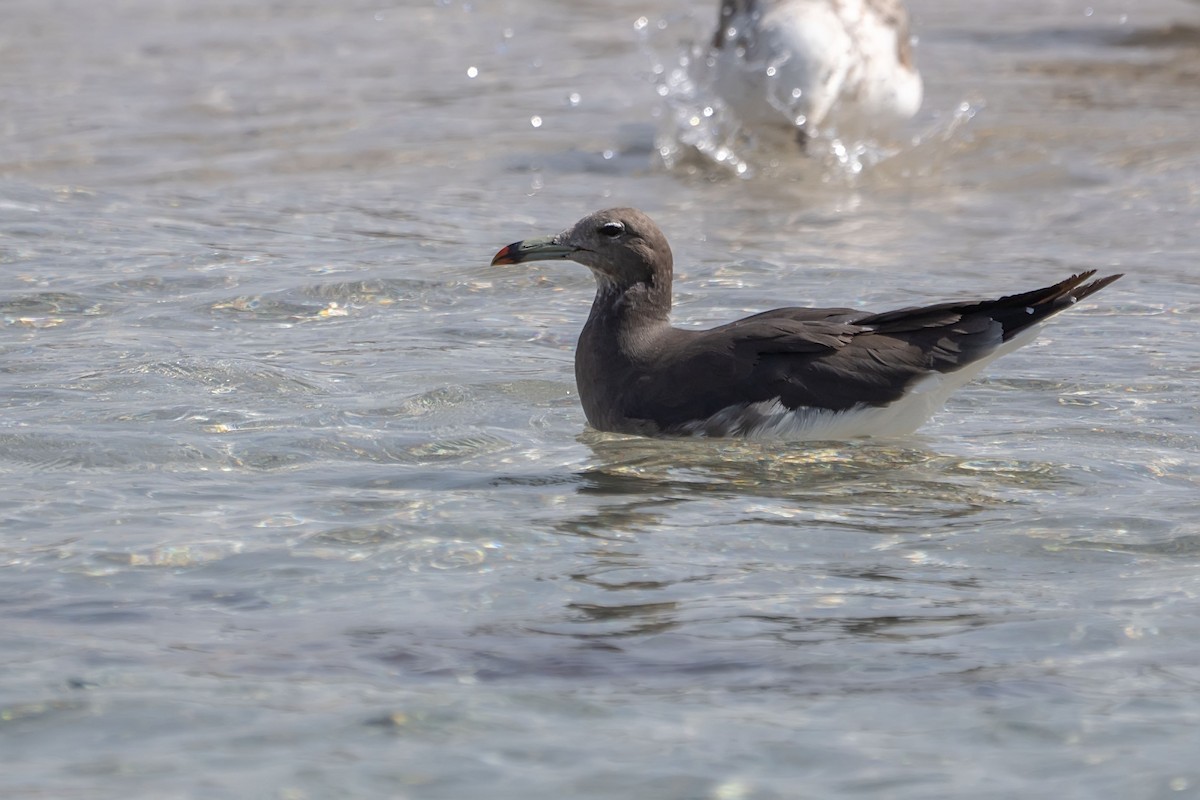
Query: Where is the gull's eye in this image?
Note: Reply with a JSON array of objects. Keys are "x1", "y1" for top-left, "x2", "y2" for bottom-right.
[{"x1": 598, "y1": 221, "x2": 625, "y2": 238}]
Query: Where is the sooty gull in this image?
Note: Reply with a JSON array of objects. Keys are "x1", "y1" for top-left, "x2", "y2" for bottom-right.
[
  {"x1": 491, "y1": 208, "x2": 1121, "y2": 439},
  {"x1": 711, "y1": 0, "x2": 922, "y2": 145}
]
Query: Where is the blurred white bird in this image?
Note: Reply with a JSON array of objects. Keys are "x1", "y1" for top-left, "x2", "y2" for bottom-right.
[{"x1": 711, "y1": 0, "x2": 922, "y2": 147}]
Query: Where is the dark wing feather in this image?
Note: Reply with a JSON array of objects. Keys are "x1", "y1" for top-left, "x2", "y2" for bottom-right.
[
  {"x1": 626, "y1": 272, "x2": 1122, "y2": 431},
  {"x1": 859, "y1": 271, "x2": 1122, "y2": 340}
]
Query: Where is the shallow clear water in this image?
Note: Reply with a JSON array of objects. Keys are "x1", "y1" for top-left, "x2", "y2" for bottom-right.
[{"x1": 2, "y1": 0, "x2": 1200, "y2": 797}]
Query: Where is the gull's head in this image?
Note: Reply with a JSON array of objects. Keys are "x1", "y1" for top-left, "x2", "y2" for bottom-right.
[{"x1": 491, "y1": 208, "x2": 672, "y2": 291}]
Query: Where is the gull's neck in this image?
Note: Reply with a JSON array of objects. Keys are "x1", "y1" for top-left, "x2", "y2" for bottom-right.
[{"x1": 586, "y1": 275, "x2": 672, "y2": 332}]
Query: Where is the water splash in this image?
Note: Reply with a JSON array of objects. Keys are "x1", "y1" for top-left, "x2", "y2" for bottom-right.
[
  {"x1": 642, "y1": 15, "x2": 753, "y2": 177},
  {"x1": 637, "y1": 9, "x2": 977, "y2": 181}
]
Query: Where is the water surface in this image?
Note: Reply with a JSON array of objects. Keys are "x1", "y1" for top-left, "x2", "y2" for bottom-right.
[{"x1": 3, "y1": 1, "x2": 1200, "y2": 797}]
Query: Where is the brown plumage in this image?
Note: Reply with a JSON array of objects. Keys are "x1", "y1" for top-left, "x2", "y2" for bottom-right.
[{"x1": 491, "y1": 209, "x2": 1121, "y2": 439}]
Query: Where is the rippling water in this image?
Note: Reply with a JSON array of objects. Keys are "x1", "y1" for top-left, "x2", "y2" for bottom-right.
[{"x1": 3, "y1": 0, "x2": 1200, "y2": 797}]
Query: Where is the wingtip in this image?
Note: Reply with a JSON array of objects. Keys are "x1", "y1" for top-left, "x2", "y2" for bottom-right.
[{"x1": 1069, "y1": 272, "x2": 1123, "y2": 304}]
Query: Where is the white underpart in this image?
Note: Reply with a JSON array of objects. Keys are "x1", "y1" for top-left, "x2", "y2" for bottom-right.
[
  {"x1": 685, "y1": 324, "x2": 1047, "y2": 441},
  {"x1": 713, "y1": 0, "x2": 922, "y2": 142}
]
